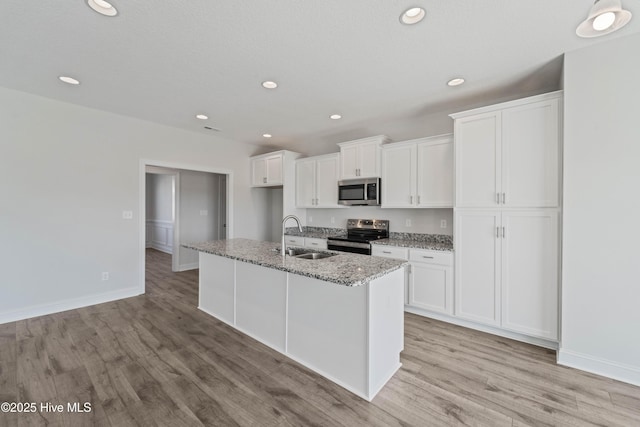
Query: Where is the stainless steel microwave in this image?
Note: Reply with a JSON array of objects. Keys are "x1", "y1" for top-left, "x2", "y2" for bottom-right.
[{"x1": 338, "y1": 178, "x2": 381, "y2": 206}]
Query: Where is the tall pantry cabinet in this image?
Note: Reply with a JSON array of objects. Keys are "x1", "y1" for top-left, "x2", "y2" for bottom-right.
[{"x1": 450, "y1": 91, "x2": 562, "y2": 343}]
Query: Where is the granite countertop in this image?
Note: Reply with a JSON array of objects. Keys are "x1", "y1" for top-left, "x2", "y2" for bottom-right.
[
  {"x1": 371, "y1": 233, "x2": 454, "y2": 252},
  {"x1": 284, "y1": 226, "x2": 346, "y2": 239},
  {"x1": 183, "y1": 238, "x2": 407, "y2": 287}
]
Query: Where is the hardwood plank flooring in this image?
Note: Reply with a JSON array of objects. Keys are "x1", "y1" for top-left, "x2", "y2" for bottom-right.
[{"x1": 0, "y1": 248, "x2": 638, "y2": 426}]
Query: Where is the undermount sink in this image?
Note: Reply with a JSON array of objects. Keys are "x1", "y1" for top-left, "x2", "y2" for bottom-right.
[{"x1": 294, "y1": 252, "x2": 336, "y2": 260}]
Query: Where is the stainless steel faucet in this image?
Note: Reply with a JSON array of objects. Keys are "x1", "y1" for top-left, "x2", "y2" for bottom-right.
[{"x1": 281, "y1": 215, "x2": 303, "y2": 258}]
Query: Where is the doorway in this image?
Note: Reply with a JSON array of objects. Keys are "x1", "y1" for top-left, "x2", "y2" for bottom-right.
[{"x1": 139, "y1": 160, "x2": 233, "y2": 294}]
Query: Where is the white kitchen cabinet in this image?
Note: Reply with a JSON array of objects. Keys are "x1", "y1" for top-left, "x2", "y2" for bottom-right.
[
  {"x1": 452, "y1": 92, "x2": 561, "y2": 208},
  {"x1": 338, "y1": 135, "x2": 390, "y2": 179},
  {"x1": 295, "y1": 153, "x2": 342, "y2": 208},
  {"x1": 381, "y1": 134, "x2": 453, "y2": 208},
  {"x1": 408, "y1": 249, "x2": 454, "y2": 315},
  {"x1": 454, "y1": 210, "x2": 501, "y2": 326},
  {"x1": 372, "y1": 245, "x2": 409, "y2": 305},
  {"x1": 304, "y1": 237, "x2": 327, "y2": 250},
  {"x1": 284, "y1": 235, "x2": 304, "y2": 246},
  {"x1": 251, "y1": 152, "x2": 284, "y2": 187},
  {"x1": 454, "y1": 209, "x2": 558, "y2": 339}
]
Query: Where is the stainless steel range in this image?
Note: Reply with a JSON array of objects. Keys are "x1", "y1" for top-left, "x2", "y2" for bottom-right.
[{"x1": 327, "y1": 219, "x2": 389, "y2": 255}]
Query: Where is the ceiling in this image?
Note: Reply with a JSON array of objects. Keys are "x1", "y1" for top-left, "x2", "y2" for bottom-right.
[{"x1": 1, "y1": 1, "x2": 638, "y2": 154}]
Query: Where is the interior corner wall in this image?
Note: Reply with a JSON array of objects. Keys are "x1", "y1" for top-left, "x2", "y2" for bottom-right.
[
  {"x1": 0, "y1": 86, "x2": 268, "y2": 324},
  {"x1": 560, "y1": 33, "x2": 640, "y2": 386}
]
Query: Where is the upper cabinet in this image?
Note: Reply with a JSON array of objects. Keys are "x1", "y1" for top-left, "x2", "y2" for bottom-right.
[
  {"x1": 250, "y1": 150, "x2": 301, "y2": 187},
  {"x1": 295, "y1": 153, "x2": 342, "y2": 208},
  {"x1": 451, "y1": 92, "x2": 561, "y2": 208},
  {"x1": 337, "y1": 135, "x2": 390, "y2": 179},
  {"x1": 381, "y1": 134, "x2": 453, "y2": 208}
]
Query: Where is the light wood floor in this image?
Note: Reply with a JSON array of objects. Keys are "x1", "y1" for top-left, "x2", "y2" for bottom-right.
[{"x1": 1, "y1": 249, "x2": 639, "y2": 426}]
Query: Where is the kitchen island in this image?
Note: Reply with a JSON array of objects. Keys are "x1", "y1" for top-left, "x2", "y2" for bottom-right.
[{"x1": 183, "y1": 238, "x2": 407, "y2": 401}]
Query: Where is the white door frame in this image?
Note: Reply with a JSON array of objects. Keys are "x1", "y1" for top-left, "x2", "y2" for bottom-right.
[{"x1": 139, "y1": 159, "x2": 234, "y2": 294}]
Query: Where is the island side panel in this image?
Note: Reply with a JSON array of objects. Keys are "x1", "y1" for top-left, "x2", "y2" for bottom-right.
[
  {"x1": 199, "y1": 253, "x2": 235, "y2": 325},
  {"x1": 235, "y1": 262, "x2": 287, "y2": 352},
  {"x1": 287, "y1": 274, "x2": 368, "y2": 398},
  {"x1": 368, "y1": 267, "x2": 405, "y2": 398}
]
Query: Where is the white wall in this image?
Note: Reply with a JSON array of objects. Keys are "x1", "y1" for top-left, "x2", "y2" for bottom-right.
[
  {"x1": 146, "y1": 174, "x2": 174, "y2": 222},
  {"x1": 178, "y1": 170, "x2": 225, "y2": 269},
  {"x1": 307, "y1": 207, "x2": 453, "y2": 235},
  {"x1": 560, "y1": 33, "x2": 640, "y2": 386},
  {"x1": 0, "y1": 86, "x2": 268, "y2": 323}
]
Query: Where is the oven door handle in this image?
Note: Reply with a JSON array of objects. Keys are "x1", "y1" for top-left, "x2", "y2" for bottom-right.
[{"x1": 327, "y1": 240, "x2": 371, "y2": 250}]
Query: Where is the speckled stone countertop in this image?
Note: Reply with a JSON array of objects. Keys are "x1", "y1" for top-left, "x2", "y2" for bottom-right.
[
  {"x1": 371, "y1": 233, "x2": 454, "y2": 252},
  {"x1": 284, "y1": 226, "x2": 346, "y2": 239},
  {"x1": 183, "y1": 238, "x2": 407, "y2": 287}
]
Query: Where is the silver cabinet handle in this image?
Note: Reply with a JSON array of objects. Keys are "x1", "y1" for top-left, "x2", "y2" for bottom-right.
[
  {"x1": 502, "y1": 226, "x2": 506, "y2": 238},
  {"x1": 311, "y1": 243, "x2": 318, "y2": 246},
  {"x1": 410, "y1": 195, "x2": 413, "y2": 204},
  {"x1": 382, "y1": 251, "x2": 392, "y2": 254},
  {"x1": 417, "y1": 195, "x2": 421, "y2": 205},
  {"x1": 496, "y1": 192, "x2": 500, "y2": 204},
  {"x1": 496, "y1": 226, "x2": 500, "y2": 238},
  {"x1": 263, "y1": 177, "x2": 267, "y2": 183},
  {"x1": 502, "y1": 192, "x2": 506, "y2": 205},
  {"x1": 422, "y1": 256, "x2": 434, "y2": 259}
]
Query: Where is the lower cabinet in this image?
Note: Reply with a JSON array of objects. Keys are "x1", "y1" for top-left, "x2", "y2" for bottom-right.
[
  {"x1": 372, "y1": 245, "x2": 453, "y2": 312},
  {"x1": 408, "y1": 249, "x2": 454, "y2": 315},
  {"x1": 283, "y1": 236, "x2": 327, "y2": 250},
  {"x1": 454, "y1": 209, "x2": 559, "y2": 340}
]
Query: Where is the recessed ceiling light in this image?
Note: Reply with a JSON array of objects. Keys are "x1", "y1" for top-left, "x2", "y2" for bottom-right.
[
  {"x1": 447, "y1": 78, "x2": 465, "y2": 87},
  {"x1": 263, "y1": 134, "x2": 272, "y2": 138},
  {"x1": 330, "y1": 114, "x2": 342, "y2": 120},
  {"x1": 400, "y1": 7, "x2": 426, "y2": 25},
  {"x1": 576, "y1": 0, "x2": 632, "y2": 38},
  {"x1": 262, "y1": 81, "x2": 278, "y2": 89},
  {"x1": 87, "y1": 0, "x2": 118, "y2": 16},
  {"x1": 59, "y1": 76, "x2": 80, "y2": 85},
  {"x1": 196, "y1": 114, "x2": 208, "y2": 120}
]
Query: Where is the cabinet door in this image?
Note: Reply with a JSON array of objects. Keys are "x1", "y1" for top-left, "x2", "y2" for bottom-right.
[
  {"x1": 265, "y1": 154, "x2": 283, "y2": 184},
  {"x1": 455, "y1": 112, "x2": 501, "y2": 207},
  {"x1": 251, "y1": 158, "x2": 267, "y2": 186},
  {"x1": 409, "y1": 262, "x2": 453, "y2": 315},
  {"x1": 359, "y1": 142, "x2": 380, "y2": 178},
  {"x1": 304, "y1": 237, "x2": 327, "y2": 250},
  {"x1": 501, "y1": 210, "x2": 558, "y2": 340},
  {"x1": 295, "y1": 159, "x2": 316, "y2": 208},
  {"x1": 417, "y1": 139, "x2": 453, "y2": 207},
  {"x1": 340, "y1": 145, "x2": 359, "y2": 179},
  {"x1": 454, "y1": 211, "x2": 501, "y2": 326},
  {"x1": 315, "y1": 155, "x2": 340, "y2": 207},
  {"x1": 502, "y1": 99, "x2": 559, "y2": 207},
  {"x1": 381, "y1": 144, "x2": 415, "y2": 208}
]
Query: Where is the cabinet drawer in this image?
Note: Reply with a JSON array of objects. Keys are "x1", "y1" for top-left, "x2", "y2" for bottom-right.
[
  {"x1": 304, "y1": 237, "x2": 327, "y2": 250},
  {"x1": 284, "y1": 236, "x2": 304, "y2": 246},
  {"x1": 409, "y1": 249, "x2": 453, "y2": 266},
  {"x1": 372, "y1": 245, "x2": 409, "y2": 260}
]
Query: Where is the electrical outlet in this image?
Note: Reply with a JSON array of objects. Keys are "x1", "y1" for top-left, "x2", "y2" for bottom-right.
[
  {"x1": 441, "y1": 219, "x2": 447, "y2": 229},
  {"x1": 331, "y1": 216, "x2": 335, "y2": 224},
  {"x1": 101, "y1": 272, "x2": 109, "y2": 281},
  {"x1": 405, "y1": 219, "x2": 412, "y2": 227},
  {"x1": 122, "y1": 211, "x2": 133, "y2": 219},
  {"x1": 200, "y1": 210, "x2": 208, "y2": 216}
]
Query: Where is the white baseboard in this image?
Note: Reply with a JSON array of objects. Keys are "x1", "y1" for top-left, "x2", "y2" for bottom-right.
[
  {"x1": 558, "y1": 349, "x2": 640, "y2": 387},
  {"x1": 177, "y1": 262, "x2": 199, "y2": 272},
  {"x1": 404, "y1": 305, "x2": 559, "y2": 350},
  {"x1": 0, "y1": 286, "x2": 142, "y2": 325},
  {"x1": 150, "y1": 242, "x2": 173, "y2": 254}
]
